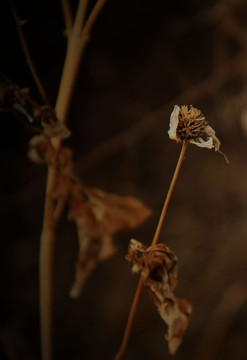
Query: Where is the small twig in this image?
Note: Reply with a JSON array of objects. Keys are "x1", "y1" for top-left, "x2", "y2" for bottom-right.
[
  {"x1": 60, "y1": 0, "x2": 73, "y2": 35},
  {"x1": 114, "y1": 141, "x2": 188, "y2": 360},
  {"x1": 73, "y1": 0, "x2": 89, "y2": 36},
  {"x1": 8, "y1": 0, "x2": 50, "y2": 105},
  {"x1": 82, "y1": 0, "x2": 107, "y2": 38},
  {"x1": 114, "y1": 278, "x2": 144, "y2": 360}
]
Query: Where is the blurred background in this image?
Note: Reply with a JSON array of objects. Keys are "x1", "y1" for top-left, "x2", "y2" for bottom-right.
[{"x1": 1, "y1": 0, "x2": 247, "y2": 359}]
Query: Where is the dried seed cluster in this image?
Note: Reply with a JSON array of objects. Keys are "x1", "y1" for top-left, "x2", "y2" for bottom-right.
[{"x1": 176, "y1": 105, "x2": 206, "y2": 140}]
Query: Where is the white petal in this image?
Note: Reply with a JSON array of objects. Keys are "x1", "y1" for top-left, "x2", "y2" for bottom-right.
[
  {"x1": 168, "y1": 105, "x2": 180, "y2": 141},
  {"x1": 189, "y1": 137, "x2": 214, "y2": 149},
  {"x1": 204, "y1": 125, "x2": 221, "y2": 151}
]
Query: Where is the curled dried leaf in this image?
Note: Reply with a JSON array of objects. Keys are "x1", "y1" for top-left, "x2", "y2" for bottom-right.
[
  {"x1": 33, "y1": 105, "x2": 71, "y2": 139},
  {"x1": 28, "y1": 134, "x2": 55, "y2": 164},
  {"x1": 126, "y1": 239, "x2": 192, "y2": 355},
  {"x1": 69, "y1": 185, "x2": 151, "y2": 238},
  {"x1": 57, "y1": 147, "x2": 72, "y2": 171},
  {"x1": 68, "y1": 184, "x2": 151, "y2": 297},
  {"x1": 0, "y1": 82, "x2": 33, "y2": 122}
]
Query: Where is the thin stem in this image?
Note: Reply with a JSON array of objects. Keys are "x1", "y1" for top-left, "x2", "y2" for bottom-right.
[
  {"x1": 8, "y1": 0, "x2": 50, "y2": 105},
  {"x1": 60, "y1": 0, "x2": 73, "y2": 35},
  {"x1": 114, "y1": 141, "x2": 188, "y2": 360},
  {"x1": 114, "y1": 278, "x2": 144, "y2": 360},
  {"x1": 73, "y1": 0, "x2": 89, "y2": 36},
  {"x1": 39, "y1": 165, "x2": 57, "y2": 360},
  {"x1": 152, "y1": 141, "x2": 188, "y2": 245}
]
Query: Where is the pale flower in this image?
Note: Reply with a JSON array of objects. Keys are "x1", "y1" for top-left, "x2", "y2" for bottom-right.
[{"x1": 168, "y1": 105, "x2": 221, "y2": 151}]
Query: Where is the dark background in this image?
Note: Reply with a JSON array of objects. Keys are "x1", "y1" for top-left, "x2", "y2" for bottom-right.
[{"x1": 1, "y1": 0, "x2": 247, "y2": 359}]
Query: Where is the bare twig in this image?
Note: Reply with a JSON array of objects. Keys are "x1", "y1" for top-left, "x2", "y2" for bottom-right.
[
  {"x1": 114, "y1": 141, "x2": 188, "y2": 360},
  {"x1": 60, "y1": 0, "x2": 73, "y2": 35},
  {"x1": 73, "y1": 0, "x2": 89, "y2": 35},
  {"x1": 8, "y1": 0, "x2": 50, "y2": 105}
]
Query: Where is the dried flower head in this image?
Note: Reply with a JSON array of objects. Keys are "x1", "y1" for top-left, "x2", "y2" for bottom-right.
[
  {"x1": 168, "y1": 105, "x2": 221, "y2": 151},
  {"x1": 126, "y1": 239, "x2": 192, "y2": 355}
]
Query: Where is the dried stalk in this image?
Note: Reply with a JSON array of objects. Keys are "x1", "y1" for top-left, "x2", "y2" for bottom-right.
[
  {"x1": 8, "y1": 0, "x2": 49, "y2": 104},
  {"x1": 39, "y1": 1, "x2": 108, "y2": 359},
  {"x1": 114, "y1": 141, "x2": 188, "y2": 360}
]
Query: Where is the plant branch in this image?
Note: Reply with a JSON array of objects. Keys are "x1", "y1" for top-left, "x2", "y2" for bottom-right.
[
  {"x1": 114, "y1": 141, "x2": 188, "y2": 360},
  {"x1": 114, "y1": 278, "x2": 144, "y2": 360},
  {"x1": 39, "y1": 1, "x2": 108, "y2": 360},
  {"x1": 39, "y1": 165, "x2": 57, "y2": 360},
  {"x1": 55, "y1": 0, "x2": 108, "y2": 126},
  {"x1": 8, "y1": 0, "x2": 50, "y2": 105},
  {"x1": 60, "y1": 0, "x2": 73, "y2": 35},
  {"x1": 152, "y1": 141, "x2": 188, "y2": 245},
  {"x1": 73, "y1": 0, "x2": 89, "y2": 35}
]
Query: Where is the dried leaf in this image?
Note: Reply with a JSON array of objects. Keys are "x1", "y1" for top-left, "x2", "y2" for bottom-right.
[
  {"x1": 33, "y1": 105, "x2": 71, "y2": 139},
  {"x1": 68, "y1": 184, "x2": 151, "y2": 297},
  {"x1": 0, "y1": 82, "x2": 33, "y2": 122},
  {"x1": 69, "y1": 184, "x2": 151, "y2": 238},
  {"x1": 28, "y1": 134, "x2": 55, "y2": 164},
  {"x1": 126, "y1": 239, "x2": 192, "y2": 355},
  {"x1": 42, "y1": 119, "x2": 71, "y2": 139}
]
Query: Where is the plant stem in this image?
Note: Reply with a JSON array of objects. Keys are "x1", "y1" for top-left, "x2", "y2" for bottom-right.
[
  {"x1": 114, "y1": 278, "x2": 144, "y2": 360},
  {"x1": 114, "y1": 141, "x2": 188, "y2": 360},
  {"x1": 152, "y1": 141, "x2": 188, "y2": 246},
  {"x1": 39, "y1": 166, "x2": 57, "y2": 360},
  {"x1": 55, "y1": 0, "x2": 108, "y2": 126},
  {"x1": 39, "y1": 1, "x2": 108, "y2": 359},
  {"x1": 60, "y1": 0, "x2": 73, "y2": 35}
]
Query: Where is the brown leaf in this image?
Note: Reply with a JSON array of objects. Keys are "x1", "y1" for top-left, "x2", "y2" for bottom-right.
[
  {"x1": 126, "y1": 239, "x2": 192, "y2": 355},
  {"x1": 33, "y1": 105, "x2": 71, "y2": 139},
  {"x1": 68, "y1": 184, "x2": 151, "y2": 297},
  {"x1": 28, "y1": 134, "x2": 55, "y2": 164}
]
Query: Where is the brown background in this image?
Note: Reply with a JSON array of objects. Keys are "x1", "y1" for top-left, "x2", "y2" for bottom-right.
[{"x1": 1, "y1": 0, "x2": 247, "y2": 359}]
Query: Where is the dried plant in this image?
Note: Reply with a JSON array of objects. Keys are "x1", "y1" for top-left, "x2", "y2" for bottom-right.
[
  {"x1": 114, "y1": 105, "x2": 227, "y2": 359},
  {"x1": 4, "y1": 1, "x2": 152, "y2": 360},
  {"x1": 3, "y1": 0, "x2": 234, "y2": 359},
  {"x1": 126, "y1": 239, "x2": 192, "y2": 355}
]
